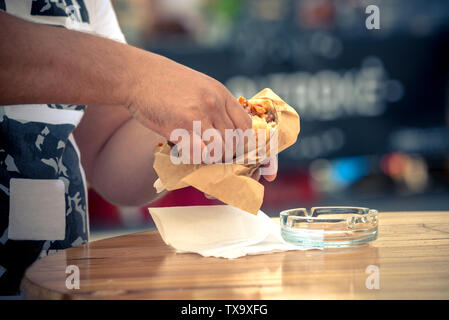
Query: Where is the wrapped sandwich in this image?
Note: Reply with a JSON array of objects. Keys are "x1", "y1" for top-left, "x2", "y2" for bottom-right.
[
  {"x1": 153, "y1": 88, "x2": 300, "y2": 214},
  {"x1": 238, "y1": 96, "x2": 276, "y2": 130}
]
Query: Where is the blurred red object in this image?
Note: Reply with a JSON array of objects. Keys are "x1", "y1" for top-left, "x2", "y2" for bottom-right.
[
  {"x1": 88, "y1": 187, "x2": 222, "y2": 227},
  {"x1": 88, "y1": 188, "x2": 121, "y2": 227},
  {"x1": 297, "y1": 0, "x2": 336, "y2": 29},
  {"x1": 381, "y1": 152, "x2": 408, "y2": 179}
]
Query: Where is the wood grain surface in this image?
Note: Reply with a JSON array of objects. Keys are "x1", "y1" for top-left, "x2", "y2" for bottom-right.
[{"x1": 21, "y1": 211, "x2": 449, "y2": 299}]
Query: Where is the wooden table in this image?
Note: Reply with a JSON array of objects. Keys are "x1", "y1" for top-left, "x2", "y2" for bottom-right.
[{"x1": 21, "y1": 211, "x2": 449, "y2": 299}]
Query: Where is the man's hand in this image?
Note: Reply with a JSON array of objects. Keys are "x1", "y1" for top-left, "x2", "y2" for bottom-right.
[{"x1": 128, "y1": 55, "x2": 251, "y2": 146}]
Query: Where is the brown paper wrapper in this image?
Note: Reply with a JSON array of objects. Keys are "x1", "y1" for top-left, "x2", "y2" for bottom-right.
[{"x1": 153, "y1": 88, "x2": 300, "y2": 214}]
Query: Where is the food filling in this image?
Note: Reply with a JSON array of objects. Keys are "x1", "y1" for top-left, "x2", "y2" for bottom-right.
[{"x1": 238, "y1": 96, "x2": 275, "y2": 123}]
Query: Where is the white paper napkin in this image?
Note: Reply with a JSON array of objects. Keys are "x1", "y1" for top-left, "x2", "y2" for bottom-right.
[{"x1": 148, "y1": 205, "x2": 313, "y2": 259}]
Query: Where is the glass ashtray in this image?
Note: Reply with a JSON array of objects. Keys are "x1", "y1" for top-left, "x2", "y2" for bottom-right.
[{"x1": 280, "y1": 207, "x2": 378, "y2": 248}]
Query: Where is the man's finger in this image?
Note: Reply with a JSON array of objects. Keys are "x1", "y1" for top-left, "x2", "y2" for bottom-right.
[
  {"x1": 169, "y1": 120, "x2": 212, "y2": 164},
  {"x1": 263, "y1": 172, "x2": 277, "y2": 182},
  {"x1": 261, "y1": 156, "x2": 278, "y2": 181},
  {"x1": 224, "y1": 93, "x2": 252, "y2": 132},
  {"x1": 212, "y1": 111, "x2": 236, "y2": 163},
  {"x1": 201, "y1": 127, "x2": 224, "y2": 164}
]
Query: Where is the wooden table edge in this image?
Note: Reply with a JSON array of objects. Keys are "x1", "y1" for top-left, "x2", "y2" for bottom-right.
[
  {"x1": 21, "y1": 276, "x2": 70, "y2": 300},
  {"x1": 20, "y1": 211, "x2": 449, "y2": 300}
]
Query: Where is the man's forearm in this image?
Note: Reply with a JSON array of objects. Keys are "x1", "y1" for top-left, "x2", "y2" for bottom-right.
[
  {"x1": 0, "y1": 11, "x2": 144, "y2": 107},
  {"x1": 86, "y1": 117, "x2": 165, "y2": 206},
  {"x1": 1, "y1": 10, "x2": 253, "y2": 158}
]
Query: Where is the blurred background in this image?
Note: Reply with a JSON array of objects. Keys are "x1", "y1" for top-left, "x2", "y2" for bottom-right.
[{"x1": 90, "y1": 0, "x2": 449, "y2": 238}]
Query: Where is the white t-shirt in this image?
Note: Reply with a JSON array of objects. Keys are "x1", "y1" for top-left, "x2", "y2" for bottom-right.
[{"x1": 0, "y1": 0, "x2": 126, "y2": 259}]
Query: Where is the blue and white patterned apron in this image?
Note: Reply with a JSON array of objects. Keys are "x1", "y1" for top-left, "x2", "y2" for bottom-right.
[{"x1": 0, "y1": 0, "x2": 100, "y2": 294}]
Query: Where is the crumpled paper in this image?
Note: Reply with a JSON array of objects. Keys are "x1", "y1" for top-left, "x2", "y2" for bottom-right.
[
  {"x1": 152, "y1": 88, "x2": 300, "y2": 214},
  {"x1": 148, "y1": 205, "x2": 310, "y2": 259}
]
